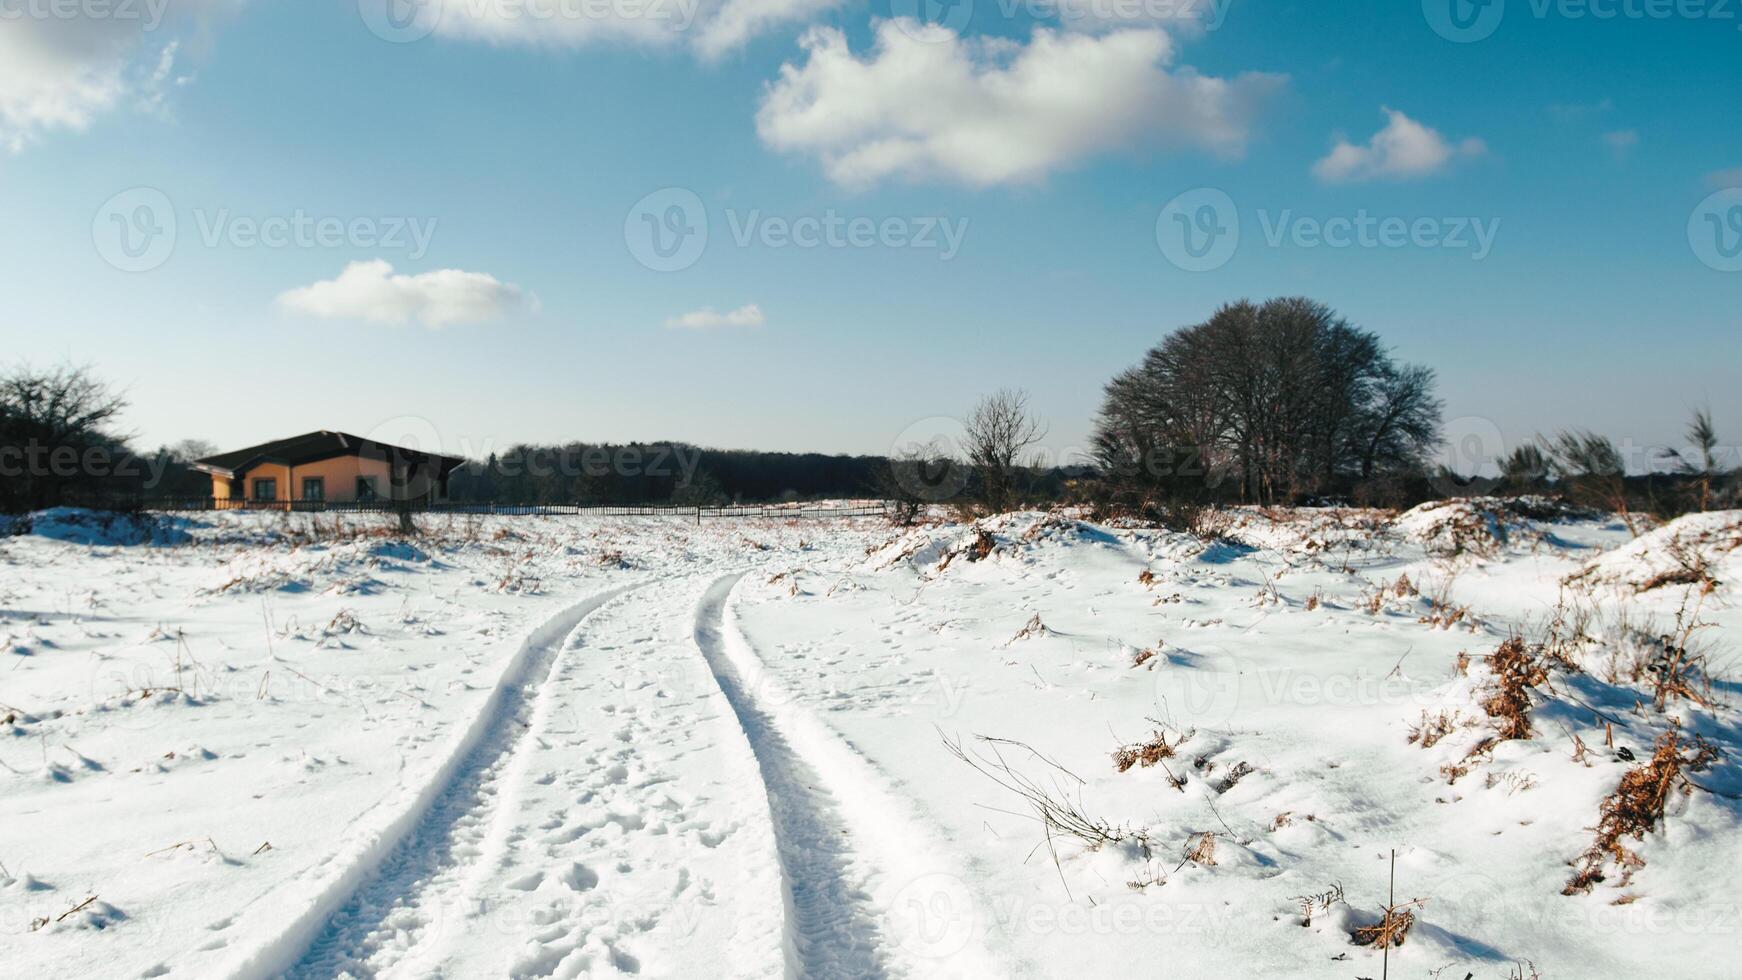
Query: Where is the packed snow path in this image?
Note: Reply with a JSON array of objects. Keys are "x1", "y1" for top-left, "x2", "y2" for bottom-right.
[
  {"x1": 278, "y1": 578, "x2": 789, "y2": 979},
  {"x1": 692, "y1": 574, "x2": 894, "y2": 979},
  {"x1": 272, "y1": 571, "x2": 1002, "y2": 979}
]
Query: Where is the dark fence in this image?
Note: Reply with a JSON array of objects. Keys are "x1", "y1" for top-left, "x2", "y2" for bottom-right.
[{"x1": 126, "y1": 497, "x2": 894, "y2": 521}]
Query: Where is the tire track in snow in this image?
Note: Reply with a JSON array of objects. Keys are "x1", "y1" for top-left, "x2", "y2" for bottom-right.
[
  {"x1": 383, "y1": 575, "x2": 787, "y2": 980},
  {"x1": 696, "y1": 574, "x2": 1013, "y2": 979},
  {"x1": 693, "y1": 574, "x2": 897, "y2": 979},
  {"x1": 271, "y1": 585, "x2": 637, "y2": 980}
]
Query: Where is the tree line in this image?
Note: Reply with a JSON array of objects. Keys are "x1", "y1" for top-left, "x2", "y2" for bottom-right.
[{"x1": 4, "y1": 297, "x2": 1735, "y2": 521}]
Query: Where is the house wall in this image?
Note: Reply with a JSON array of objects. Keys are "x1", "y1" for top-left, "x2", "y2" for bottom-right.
[
  {"x1": 288, "y1": 456, "x2": 394, "y2": 502},
  {"x1": 224, "y1": 457, "x2": 396, "y2": 502}
]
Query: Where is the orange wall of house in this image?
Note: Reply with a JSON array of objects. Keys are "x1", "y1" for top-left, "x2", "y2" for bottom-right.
[{"x1": 230, "y1": 457, "x2": 395, "y2": 501}]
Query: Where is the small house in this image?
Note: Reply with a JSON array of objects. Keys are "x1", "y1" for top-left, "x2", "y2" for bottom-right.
[{"x1": 192, "y1": 431, "x2": 465, "y2": 505}]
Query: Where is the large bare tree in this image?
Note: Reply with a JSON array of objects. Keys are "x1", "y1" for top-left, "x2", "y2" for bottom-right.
[
  {"x1": 1093, "y1": 298, "x2": 1442, "y2": 506},
  {"x1": 962, "y1": 389, "x2": 1047, "y2": 514}
]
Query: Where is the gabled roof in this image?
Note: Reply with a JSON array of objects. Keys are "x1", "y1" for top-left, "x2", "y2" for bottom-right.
[{"x1": 192, "y1": 431, "x2": 467, "y2": 478}]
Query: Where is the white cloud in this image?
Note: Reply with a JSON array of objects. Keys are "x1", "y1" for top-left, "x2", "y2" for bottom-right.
[
  {"x1": 756, "y1": 21, "x2": 1284, "y2": 188},
  {"x1": 691, "y1": 0, "x2": 842, "y2": 59},
  {"x1": 665, "y1": 303, "x2": 764, "y2": 329},
  {"x1": 1048, "y1": 0, "x2": 1230, "y2": 35},
  {"x1": 1312, "y1": 107, "x2": 1485, "y2": 183},
  {"x1": 0, "y1": 1, "x2": 217, "y2": 151},
  {"x1": 425, "y1": 0, "x2": 1222, "y2": 58},
  {"x1": 427, "y1": 0, "x2": 697, "y2": 47},
  {"x1": 278, "y1": 260, "x2": 529, "y2": 328},
  {"x1": 424, "y1": 0, "x2": 842, "y2": 57}
]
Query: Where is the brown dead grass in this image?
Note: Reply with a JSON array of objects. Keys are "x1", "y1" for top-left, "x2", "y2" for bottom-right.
[
  {"x1": 1563, "y1": 726, "x2": 1721, "y2": 895},
  {"x1": 1482, "y1": 637, "x2": 1550, "y2": 740},
  {"x1": 1113, "y1": 727, "x2": 1188, "y2": 772}
]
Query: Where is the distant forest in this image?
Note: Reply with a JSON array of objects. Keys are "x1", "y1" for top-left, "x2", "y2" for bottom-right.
[
  {"x1": 444, "y1": 445, "x2": 893, "y2": 506},
  {"x1": 4, "y1": 296, "x2": 1732, "y2": 518}
]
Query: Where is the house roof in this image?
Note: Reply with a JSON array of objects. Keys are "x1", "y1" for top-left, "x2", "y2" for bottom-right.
[{"x1": 192, "y1": 430, "x2": 467, "y2": 479}]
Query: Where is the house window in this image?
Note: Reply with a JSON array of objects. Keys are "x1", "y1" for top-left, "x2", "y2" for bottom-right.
[
  {"x1": 356, "y1": 476, "x2": 378, "y2": 501},
  {"x1": 301, "y1": 477, "x2": 324, "y2": 501},
  {"x1": 252, "y1": 478, "x2": 277, "y2": 501}
]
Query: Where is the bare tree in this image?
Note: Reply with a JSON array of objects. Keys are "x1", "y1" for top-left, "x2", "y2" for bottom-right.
[
  {"x1": 1545, "y1": 430, "x2": 1637, "y2": 534},
  {"x1": 962, "y1": 389, "x2": 1047, "y2": 514},
  {"x1": 1500, "y1": 442, "x2": 1550, "y2": 493},
  {"x1": 1092, "y1": 298, "x2": 1442, "y2": 506},
  {"x1": 1671, "y1": 407, "x2": 1724, "y2": 512},
  {"x1": 875, "y1": 437, "x2": 962, "y2": 525},
  {"x1": 0, "y1": 364, "x2": 130, "y2": 512}
]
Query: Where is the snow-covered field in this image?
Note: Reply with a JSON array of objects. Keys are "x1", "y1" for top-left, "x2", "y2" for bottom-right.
[{"x1": 3, "y1": 503, "x2": 1738, "y2": 979}]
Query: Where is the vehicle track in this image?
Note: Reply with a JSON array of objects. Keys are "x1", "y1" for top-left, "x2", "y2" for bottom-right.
[
  {"x1": 692, "y1": 574, "x2": 897, "y2": 979},
  {"x1": 279, "y1": 586, "x2": 637, "y2": 979}
]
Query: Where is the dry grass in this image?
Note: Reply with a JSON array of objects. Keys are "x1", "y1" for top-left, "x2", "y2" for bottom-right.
[
  {"x1": 1112, "y1": 725, "x2": 1190, "y2": 773},
  {"x1": 1407, "y1": 708, "x2": 1462, "y2": 748},
  {"x1": 1215, "y1": 760, "x2": 1256, "y2": 794},
  {"x1": 1564, "y1": 726, "x2": 1721, "y2": 895},
  {"x1": 1006, "y1": 613, "x2": 1051, "y2": 645},
  {"x1": 944, "y1": 731, "x2": 1154, "y2": 877},
  {"x1": 1183, "y1": 831, "x2": 1218, "y2": 867},
  {"x1": 1350, "y1": 897, "x2": 1425, "y2": 949},
  {"x1": 1290, "y1": 881, "x2": 1344, "y2": 926},
  {"x1": 1482, "y1": 637, "x2": 1551, "y2": 740}
]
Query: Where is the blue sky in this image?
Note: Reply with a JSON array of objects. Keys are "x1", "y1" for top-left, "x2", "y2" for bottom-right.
[{"x1": 1, "y1": 0, "x2": 1738, "y2": 472}]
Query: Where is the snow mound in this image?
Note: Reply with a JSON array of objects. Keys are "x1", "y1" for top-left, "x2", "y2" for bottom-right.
[
  {"x1": 203, "y1": 538, "x2": 432, "y2": 594},
  {"x1": 1216, "y1": 506, "x2": 1393, "y2": 555},
  {"x1": 865, "y1": 511, "x2": 1128, "y2": 576},
  {"x1": 1567, "y1": 509, "x2": 1742, "y2": 592},
  {"x1": 1392, "y1": 496, "x2": 1582, "y2": 556},
  {"x1": 18, "y1": 507, "x2": 192, "y2": 546}
]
